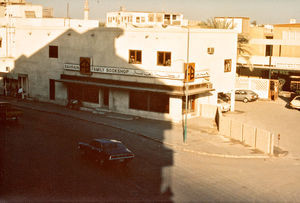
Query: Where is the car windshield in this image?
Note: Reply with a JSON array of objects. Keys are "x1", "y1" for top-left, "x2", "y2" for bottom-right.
[{"x1": 218, "y1": 99, "x2": 225, "y2": 103}]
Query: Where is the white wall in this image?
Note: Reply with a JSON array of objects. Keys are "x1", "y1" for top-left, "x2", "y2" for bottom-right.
[
  {"x1": 5, "y1": 5, "x2": 43, "y2": 18},
  {"x1": 1, "y1": 23, "x2": 237, "y2": 113}
]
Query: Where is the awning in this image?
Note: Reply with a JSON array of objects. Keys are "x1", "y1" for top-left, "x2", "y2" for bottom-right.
[
  {"x1": 55, "y1": 78, "x2": 213, "y2": 96},
  {"x1": 6, "y1": 73, "x2": 18, "y2": 80},
  {"x1": 238, "y1": 64, "x2": 300, "y2": 72}
]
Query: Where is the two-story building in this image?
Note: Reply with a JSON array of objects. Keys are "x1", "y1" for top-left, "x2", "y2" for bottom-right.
[{"x1": 0, "y1": 1, "x2": 238, "y2": 122}]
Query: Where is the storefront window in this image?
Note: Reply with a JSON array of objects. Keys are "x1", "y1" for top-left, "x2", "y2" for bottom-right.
[{"x1": 129, "y1": 91, "x2": 169, "y2": 113}]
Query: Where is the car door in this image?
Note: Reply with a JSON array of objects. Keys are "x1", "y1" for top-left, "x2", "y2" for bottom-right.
[
  {"x1": 235, "y1": 90, "x2": 242, "y2": 101},
  {"x1": 239, "y1": 91, "x2": 248, "y2": 101},
  {"x1": 89, "y1": 141, "x2": 100, "y2": 158}
]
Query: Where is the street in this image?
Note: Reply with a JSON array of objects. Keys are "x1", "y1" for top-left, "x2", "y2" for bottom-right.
[
  {"x1": 1, "y1": 106, "x2": 300, "y2": 202},
  {"x1": 0, "y1": 107, "x2": 173, "y2": 201}
]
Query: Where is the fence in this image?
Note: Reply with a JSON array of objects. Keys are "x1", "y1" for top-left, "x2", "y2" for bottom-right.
[
  {"x1": 199, "y1": 103, "x2": 218, "y2": 119},
  {"x1": 216, "y1": 108, "x2": 274, "y2": 155},
  {"x1": 236, "y1": 77, "x2": 270, "y2": 99}
]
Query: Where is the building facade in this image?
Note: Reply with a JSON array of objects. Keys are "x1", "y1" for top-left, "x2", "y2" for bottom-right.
[
  {"x1": 106, "y1": 9, "x2": 187, "y2": 28},
  {"x1": 238, "y1": 21, "x2": 300, "y2": 93},
  {"x1": 0, "y1": 2, "x2": 238, "y2": 122}
]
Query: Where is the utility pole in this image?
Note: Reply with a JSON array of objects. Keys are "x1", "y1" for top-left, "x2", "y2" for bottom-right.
[{"x1": 184, "y1": 27, "x2": 190, "y2": 143}]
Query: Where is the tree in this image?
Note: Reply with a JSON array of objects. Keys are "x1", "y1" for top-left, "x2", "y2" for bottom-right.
[
  {"x1": 198, "y1": 18, "x2": 233, "y2": 29},
  {"x1": 199, "y1": 18, "x2": 253, "y2": 71}
]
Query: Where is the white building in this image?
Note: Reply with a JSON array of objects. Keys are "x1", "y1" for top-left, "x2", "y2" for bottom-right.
[
  {"x1": 0, "y1": 0, "x2": 43, "y2": 18},
  {"x1": 0, "y1": 1, "x2": 238, "y2": 122},
  {"x1": 106, "y1": 8, "x2": 188, "y2": 28}
]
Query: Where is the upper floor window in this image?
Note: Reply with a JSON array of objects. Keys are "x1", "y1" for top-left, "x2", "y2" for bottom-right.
[
  {"x1": 224, "y1": 59, "x2": 232, "y2": 72},
  {"x1": 136, "y1": 17, "x2": 140, "y2": 23},
  {"x1": 148, "y1": 14, "x2": 154, "y2": 22},
  {"x1": 49, "y1": 45, "x2": 58, "y2": 58},
  {"x1": 265, "y1": 45, "x2": 273, "y2": 56},
  {"x1": 157, "y1": 51, "x2": 171, "y2": 66},
  {"x1": 25, "y1": 11, "x2": 36, "y2": 18},
  {"x1": 129, "y1": 50, "x2": 142, "y2": 64}
]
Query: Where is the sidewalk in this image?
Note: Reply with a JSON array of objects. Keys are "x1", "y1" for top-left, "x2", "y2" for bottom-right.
[{"x1": 1, "y1": 96, "x2": 270, "y2": 159}]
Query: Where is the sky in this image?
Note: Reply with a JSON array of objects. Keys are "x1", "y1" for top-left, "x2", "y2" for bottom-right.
[{"x1": 30, "y1": 0, "x2": 300, "y2": 25}]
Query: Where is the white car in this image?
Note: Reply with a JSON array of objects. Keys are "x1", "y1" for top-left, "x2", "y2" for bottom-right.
[
  {"x1": 290, "y1": 95, "x2": 300, "y2": 110},
  {"x1": 217, "y1": 99, "x2": 231, "y2": 112}
]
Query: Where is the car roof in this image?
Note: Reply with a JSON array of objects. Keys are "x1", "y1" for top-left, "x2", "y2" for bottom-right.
[{"x1": 93, "y1": 138, "x2": 121, "y2": 144}]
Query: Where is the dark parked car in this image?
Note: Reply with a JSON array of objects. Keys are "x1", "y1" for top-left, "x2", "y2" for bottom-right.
[
  {"x1": 78, "y1": 138, "x2": 134, "y2": 166},
  {"x1": 218, "y1": 92, "x2": 231, "y2": 102},
  {"x1": 0, "y1": 102, "x2": 23, "y2": 122},
  {"x1": 235, "y1": 90, "x2": 258, "y2": 103}
]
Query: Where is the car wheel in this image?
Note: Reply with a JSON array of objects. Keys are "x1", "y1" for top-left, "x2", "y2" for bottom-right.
[{"x1": 243, "y1": 98, "x2": 248, "y2": 103}]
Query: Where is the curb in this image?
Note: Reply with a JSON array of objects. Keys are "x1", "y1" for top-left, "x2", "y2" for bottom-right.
[{"x1": 12, "y1": 101, "x2": 271, "y2": 159}]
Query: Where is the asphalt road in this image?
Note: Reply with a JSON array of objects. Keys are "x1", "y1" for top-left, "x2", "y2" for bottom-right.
[
  {"x1": 1, "y1": 106, "x2": 300, "y2": 202},
  {"x1": 0, "y1": 108, "x2": 173, "y2": 202}
]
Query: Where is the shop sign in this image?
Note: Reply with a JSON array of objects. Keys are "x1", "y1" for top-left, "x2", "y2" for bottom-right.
[
  {"x1": 64, "y1": 63, "x2": 209, "y2": 80},
  {"x1": 64, "y1": 64, "x2": 80, "y2": 71},
  {"x1": 276, "y1": 63, "x2": 300, "y2": 70}
]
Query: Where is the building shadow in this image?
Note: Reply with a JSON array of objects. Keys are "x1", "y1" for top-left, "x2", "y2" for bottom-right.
[{"x1": 0, "y1": 26, "x2": 174, "y2": 202}]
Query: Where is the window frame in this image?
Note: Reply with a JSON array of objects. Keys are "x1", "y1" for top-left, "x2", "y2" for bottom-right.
[
  {"x1": 129, "y1": 50, "x2": 142, "y2": 64},
  {"x1": 136, "y1": 17, "x2": 140, "y2": 23},
  {"x1": 224, "y1": 59, "x2": 232, "y2": 72},
  {"x1": 49, "y1": 45, "x2": 58, "y2": 58},
  {"x1": 157, "y1": 51, "x2": 171, "y2": 66},
  {"x1": 265, "y1": 44, "x2": 273, "y2": 56}
]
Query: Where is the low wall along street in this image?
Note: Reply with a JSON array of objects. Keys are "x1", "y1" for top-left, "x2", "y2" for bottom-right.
[{"x1": 217, "y1": 108, "x2": 274, "y2": 155}]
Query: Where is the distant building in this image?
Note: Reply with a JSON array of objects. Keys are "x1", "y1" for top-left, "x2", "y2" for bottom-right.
[
  {"x1": 106, "y1": 8, "x2": 188, "y2": 28},
  {"x1": 42, "y1": 7, "x2": 53, "y2": 18},
  {"x1": 237, "y1": 19, "x2": 300, "y2": 96},
  {"x1": 0, "y1": 0, "x2": 43, "y2": 18}
]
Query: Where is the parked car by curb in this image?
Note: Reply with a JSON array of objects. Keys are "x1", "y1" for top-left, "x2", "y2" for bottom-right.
[
  {"x1": 217, "y1": 99, "x2": 231, "y2": 112},
  {"x1": 290, "y1": 95, "x2": 300, "y2": 110},
  {"x1": 0, "y1": 102, "x2": 23, "y2": 122},
  {"x1": 235, "y1": 90, "x2": 258, "y2": 103}
]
